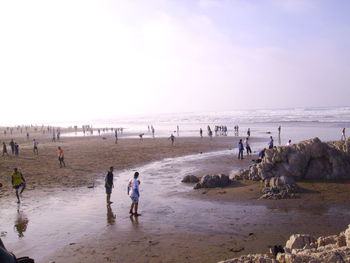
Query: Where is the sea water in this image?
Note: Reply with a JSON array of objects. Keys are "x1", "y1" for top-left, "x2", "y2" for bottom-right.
[{"x1": 62, "y1": 106, "x2": 350, "y2": 143}]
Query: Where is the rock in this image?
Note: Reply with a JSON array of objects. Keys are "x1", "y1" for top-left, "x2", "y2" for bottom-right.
[
  {"x1": 217, "y1": 225, "x2": 350, "y2": 263},
  {"x1": 194, "y1": 174, "x2": 231, "y2": 189},
  {"x1": 232, "y1": 138, "x2": 350, "y2": 199},
  {"x1": 181, "y1": 175, "x2": 199, "y2": 183},
  {"x1": 285, "y1": 234, "x2": 316, "y2": 250},
  {"x1": 345, "y1": 224, "x2": 350, "y2": 248}
]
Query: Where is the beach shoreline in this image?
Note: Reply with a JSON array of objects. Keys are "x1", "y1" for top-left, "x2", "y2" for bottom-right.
[{"x1": 0, "y1": 133, "x2": 349, "y2": 263}]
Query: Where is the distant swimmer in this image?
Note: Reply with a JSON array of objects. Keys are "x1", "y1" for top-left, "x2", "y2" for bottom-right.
[
  {"x1": 238, "y1": 139, "x2": 244, "y2": 160},
  {"x1": 169, "y1": 134, "x2": 175, "y2": 146},
  {"x1": 57, "y1": 146, "x2": 66, "y2": 168},
  {"x1": 199, "y1": 128, "x2": 203, "y2": 138},
  {"x1": 11, "y1": 168, "x2": 26, "y2": 203},
  {"x1": 286, "y1": 139, "x2": 292, "y2": 146},
  {"x1": 105, "y1": 166, "x2": 114, "y2": 204},
  {"x1": 341, "y1": 128, "x2": 346, "y2": 140},
  {"x1": 128, "y1": 172, "x2": 141, "y2": 216}
]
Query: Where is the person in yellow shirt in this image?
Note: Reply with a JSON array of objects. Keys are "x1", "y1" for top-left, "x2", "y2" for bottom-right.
[{"x1": 11, "y1": 168, "x2": 26, "y2": 203}]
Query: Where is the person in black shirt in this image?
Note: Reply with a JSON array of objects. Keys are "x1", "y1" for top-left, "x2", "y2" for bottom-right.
[{"x1": 105, "y1": 166, "x2": 114, "y2": 204}]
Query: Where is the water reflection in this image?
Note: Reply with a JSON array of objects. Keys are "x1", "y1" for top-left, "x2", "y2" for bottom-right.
[
  {"x1": 14, "y1": 206, "x2": 29, "y2": 238},
  {"x1": 106, "y1": 204, "x2": 116, "y2": 225},
  {"x1": 129, "y1": 215, "x2": 139, "y2": 229}
]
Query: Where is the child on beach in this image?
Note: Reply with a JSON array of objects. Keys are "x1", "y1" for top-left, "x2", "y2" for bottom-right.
[
  {"x1": 14, "y1": 143, "x2": 19, "y2": 156},
  {"x1": 11, "y1": 168, "x2": 26, "y2": 203},
  {"x1": 9, "y1": 139, "x2": 15, "y2": 155},
  {"x1": 341, "y1": 128, "x2": 346, "y2": 140},
  {"x1": 238, "y1": 139, "x2": 244, "y2": 160},
  {"x1": 2, "y1": 142, "x2": 8, "y2": 156},
  {"x1": 57, "y1": 147, "x2": 66, "y2": 167},
  {"x1": 245, "y1": 137, "x2": 252, "y2": 155},
  {"x1": 105, "y1": 166, "x2": 114, "y2": 204},
  {"x1": 268, "y1": 136, "x2": 274, "y2": 149},
  {"x1": 128, "y1": 172, "x2": 141, "y2": 216},
  {"x1": 169, "y1": 134, "x2": 175, "y2": 146},
  {"x1": 33, "y1": 139, "x2": 39, "y2": 155},
  {"x1": 286, "y1": 139, "x2": 292, "y2": 146}
]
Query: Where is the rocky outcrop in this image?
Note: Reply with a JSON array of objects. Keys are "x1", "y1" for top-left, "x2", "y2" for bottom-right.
[
  {"x1": 193, "y1": 174, "x2": 231, "y2": 189},
  {"x1": 233, "y1": 138, "x2": 350, "y2": 199},
  {"x1": 181, "y1": 175, "x2": 200, "y2": 183},
  {"x1": 234, "y1": 137, "x2": 350, "y2": 181},
  {"x1": 218, "y1": 224, "x2": 350, "y2": 263}
]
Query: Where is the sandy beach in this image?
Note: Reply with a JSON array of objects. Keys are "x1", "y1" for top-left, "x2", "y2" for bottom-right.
[{"x1": 1, "y1": 129, "x2": 349, "y2": 263}]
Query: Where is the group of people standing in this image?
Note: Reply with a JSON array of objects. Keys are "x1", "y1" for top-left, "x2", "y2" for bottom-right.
[
  {"x1": 2, "y1": 139, "x2": 20, "y2": 156},
  {"x1": 105, "y1": 167, "x2": 141, "y2": 217}
]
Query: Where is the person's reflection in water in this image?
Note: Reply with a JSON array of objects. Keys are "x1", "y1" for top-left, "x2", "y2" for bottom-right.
[
  {"x1": 14, "y1": 206, "x2": 29, "y2": 238},
  {"x1": 106, "y1": 204, "x2": 116, "y2": 225},
  {"x1": 129, "y1": 215, "x2": 139, "y2": 229}
]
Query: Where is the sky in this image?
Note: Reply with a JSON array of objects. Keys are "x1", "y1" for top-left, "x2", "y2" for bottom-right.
[{"x1": 0, "y1": 0, "x2": 350, "y2": 124}]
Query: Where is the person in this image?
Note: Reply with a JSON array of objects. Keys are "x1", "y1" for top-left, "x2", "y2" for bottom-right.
[
  {"x1": 169, "y1": 134, "x2": 175, "y2": 146},
  {"x1": 278, "y1": 126, "x2": 281, "y2": 136},
  {"x1": 12, "y1": 168, "x2": 26, "y2": 203},
  {"x1": 341, "y1": 128, "x2": 346, "y2": 140},
  {"x1": 199, "y1": 128, "x2": 203, "y2": 138},
  {"x1": 247, "y1": 128, "x2": 251, "y2": 137},
  {"x1": 268, "y1": 136, "x2": 274, "y2": 149},
  {"x1": 57, "y1": 146, "x2": 65, "y2": 167},
  {"x1": 14, "y1": 143, "x2": 19, "y2": 156},
  {"x1": 238, "y1": 139, "x2": 244, "y2": 160},
  {"x1": 0, "y1": 238, "x2": 34, "y2": 263},
  {"x1": 105, "y1": 166, "x2": 114, "y2": 204},
  {"x1": 2, "y1": 142, "x2": 8, "y2": 156},
  {"x1": 254, "y1": 148, "x2": 266, "y2": 163},
  {"x1": 128, "y1": 172, "x2": 141, "y2": 216},
  {"x1": 139, "y1": 133, "x2": 144, "y2": 140},
  {"x1": 114, "y1": 130, "x2": 118, "y2": 144},
  {"x1": 245, "y1": 137, "x2": 252, "y2": 155},
  {"x1": 33, "y1": 139, "x2": 39, "y2": 155},
  {"x1": 26, "y1": 132, "x2": 29, "y2": 140},
  {"x1": 286, "y1": 139, "x2": 292, "y2": 146},
  {"x1": 9, "y1": 139, "x2": 15, "y2": 155}
]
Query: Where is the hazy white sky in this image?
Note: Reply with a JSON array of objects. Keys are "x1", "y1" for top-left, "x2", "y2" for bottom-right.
[{"x1": 0, "y1": 0, "x2": 349, "y2": 124}]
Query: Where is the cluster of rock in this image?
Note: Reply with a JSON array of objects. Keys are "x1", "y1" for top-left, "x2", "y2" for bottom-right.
[
  {"x1": 218, "y1": 224, "x2": 350, "y2": 263},
  {"x1": 182, "y1": 174, "x2": 231, "y2": 189},
  {"x1": 233, "y1": 137, "x2": 350, "y2": 199}
]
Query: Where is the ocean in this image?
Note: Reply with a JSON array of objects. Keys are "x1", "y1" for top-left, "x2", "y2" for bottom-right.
[{"x1": 62, "y1": 106, "x2": 350, "y2": 144}]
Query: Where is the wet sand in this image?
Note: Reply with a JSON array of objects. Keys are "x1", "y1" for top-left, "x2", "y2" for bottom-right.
[
  {"x1": 1, "y1": 131, "x2": 349, "y2": 263},
  {"x1": 0, "y1": 132, "x2": 242, "y2": 198}
]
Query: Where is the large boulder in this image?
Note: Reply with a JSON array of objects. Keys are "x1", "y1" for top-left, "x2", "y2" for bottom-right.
[
  {"x1": 181, "y1": 175, "x2": 199, "y2": 183},
  {"x1": 285, "y1": 234, "x2": 316, "y2": 250},
  {"x1": 232, "y1": 137, "x2": 350, "y2": 184},
  {"x1": 194, "y1": 174, "x2": 231, "y2": 189}
]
